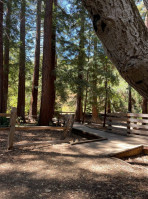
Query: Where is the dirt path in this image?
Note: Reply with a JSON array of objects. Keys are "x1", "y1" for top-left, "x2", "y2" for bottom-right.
[{"x1": 0, "y1": 130, "x2": 148, "y2": 199}]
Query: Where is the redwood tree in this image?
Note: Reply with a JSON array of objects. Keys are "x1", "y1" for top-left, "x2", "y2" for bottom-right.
[
  {"x1": 38, "y1": 0, "x2": 54, "y2": 125},
  {"x1": 92, "y1": 36, "x2": 98, "y2": 121},
  {"x1": 75, "y1": 7, "x2": 85, "y2": 122},
  {"x1": 0, "y1": 1, "x2": 3, "y2": 112},
  {"x1": 29, "y1": 0, "x2": 41, "y2": 119},
  {"x1": 17, "y1": 0, "x2": 26, "y2": 120},
  {"x1": 3, "y1": 0, "x2": 12, "y2": 113},
  {"x1": 82, "y1": 0, "x2": 148, "y2": 99},
  {"x1": 48, "y1": 0, "x2": 57, "y2": 123}
]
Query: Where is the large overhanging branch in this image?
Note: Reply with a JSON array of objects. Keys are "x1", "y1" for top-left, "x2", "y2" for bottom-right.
[
  {"x1": 82, "y1": 0, "x2": 148, "y2": 99},
  {"x1": 143, "y1": 0, "x2": 148, "y2": 10}
]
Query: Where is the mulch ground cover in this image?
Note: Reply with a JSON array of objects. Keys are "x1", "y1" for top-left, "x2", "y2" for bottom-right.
[{"x1": 0, "y1": 129, "x2": 148, "y2": 199}]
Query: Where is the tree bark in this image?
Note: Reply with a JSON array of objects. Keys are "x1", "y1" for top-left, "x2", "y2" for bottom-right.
[
  {"x1": 0, "y1": 2, "x2": 3, "y2": 112},
  {"x1": 142, "y1": 97, "x2": 148, "y2": 113},
  {"x1": 48, "y1": 0, "x2": 57, "y2": 123},
  {"x1": 38, "y1": 0, "x2": 54, "y2": 126},
  {"x1": 107, "y1": 99, "x2": 111, "y2": 113},
  {"x1": 17, "y1": 0, "x2": 26, "y2": 120},
  {"x1": 128, "y1": 85, "x2": 132, "y2": 112},
  {"x1": 82, "y1": 0, "x2": 148, "y2": 99},
  {"x1": 143, "y1": 0, "x2": 148, "y2": 10},
  {"x1": 92, "y1": 37, "x2": 98, "y2": 121},
  {"x1": 3, "y1": 0, "x2": 12, "y2": 113},
  {"x1": 75, "y1": 8, "x2": 85, "y2": 122},
  {"x1": 29, "y1": 0, "x2": 41, "y2": 120},
  {"x1": 142, "y1": 12, "x2": 148, "y2": 113}
]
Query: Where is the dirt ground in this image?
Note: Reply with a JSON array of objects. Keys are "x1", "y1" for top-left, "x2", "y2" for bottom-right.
[{"x1": 0, "y1": 130, "x2": 148, "y2": 199}]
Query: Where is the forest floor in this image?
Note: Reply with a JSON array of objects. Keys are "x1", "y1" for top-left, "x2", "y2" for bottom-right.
[{"x1": 0, "y1": 129, "x2": 148, "y2": 199}]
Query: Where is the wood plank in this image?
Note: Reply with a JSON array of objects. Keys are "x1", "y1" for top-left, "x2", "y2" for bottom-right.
[
  {"x1": 0, "y1": 113, "x2": 11, "y2": 117},
  {"x1": 107, "y1": 126, "x2": 127, "y2": 131},
  {"x1": 106, "y1": 129, "x2": 127, "y2": 135},
  {"x1": 0, "y1": 127, "x2": 9, "y2": 130},
  {"x1": 0, "y1": 126, "x2": 65, "y2": 131},
  {"x1": 127, "y1": 118, "x2": 148, "y2": 123},
  {"x1": 106, "y1": 117, "x2": 127, "y2": 122},
  {"x1": 143, "y1": 146, "x2": 148, "y2": 155},
  {"x1": 127, "y1": 113, "x2": 148, "y2": 117},
  {"x1": 110, "y1": 145, "x2": 143, "y2": 158},
  {"x1": 127, "y1": 129, "x2": 148, "y2": 135},
  {"x1": 107, "y1": 113, "x2": 126, "y2": 117},
  {"x1": 15, "y1": 140, "x2": 70, "y2": 147},
  {"x1": 128, "y1": 123, "x2": 148, "y2": 129},
  {"x1": 71, "y1": 138, "x2": 107, "y2": 145},
  {"x1": 15, "y1": 126, "x2": 65, "y2": 131},
  {"x1": 106, "y1": 121, "x2": 127, "y2": 126}
]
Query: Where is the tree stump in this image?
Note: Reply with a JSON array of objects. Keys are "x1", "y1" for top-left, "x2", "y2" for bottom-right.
[{"x1": 60, "y1": 115, "x2": 75, "y2": 140}]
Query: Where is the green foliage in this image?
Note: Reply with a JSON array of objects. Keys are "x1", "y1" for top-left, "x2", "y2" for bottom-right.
[
  {"x1": 0, "y1": 117, "x2": 10, "y2": 127},
  {"x1": 2, "y1": 0, "x2": 144, "y2": 116}
]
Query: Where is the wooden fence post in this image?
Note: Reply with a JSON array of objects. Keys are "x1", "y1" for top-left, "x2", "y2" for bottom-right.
[
  {"x1": 127, "y1": 113, "x2": 131, "y2": 134},
  {"x1": 8, "y1": 107, "x2": 17, "y2": 150}
]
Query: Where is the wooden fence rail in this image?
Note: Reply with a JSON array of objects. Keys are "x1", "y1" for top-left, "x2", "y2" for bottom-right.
[{"x1": 106, "y1": 113, "x2": 148, "y2": 136}]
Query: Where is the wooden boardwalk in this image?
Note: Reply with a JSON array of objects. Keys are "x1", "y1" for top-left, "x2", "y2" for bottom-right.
[{"x1": 73, "y1": 123, "x2": 148, "y2": 156}]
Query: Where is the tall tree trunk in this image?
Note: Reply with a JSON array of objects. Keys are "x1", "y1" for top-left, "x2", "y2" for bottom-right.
[
  {"x1": 48, "y1": 0, "x2": 57, "y2": 123},
  {"x1": 128, "y1": 85, "x2": 132, "y2": 113},
  {"x1": 142, "y1": 98, "x2": 148, "y2": 113},
  {"x1": 82, "y1": 71, "x2": 89, "y2": 123},
  {"x1": 92, "y1": 36, "x2": 98, "y2": 121},
  {"x1": 38, "y1": 0, "x2": 54, "y2": 126},
  {"x1": 75, "y1": 8, "x2": 85, "y2": 122},
  {"x1": 107, "y1": 99, "x2": 111, "y2": 113},
  {"x1": 0, "y1": 2, "x2": 3, "y2": 112},
  {"x1": 82, "y1": 0, "x2": 148, "y2": 99},
  {"x1": 17, "y1": 0, "x2": 26, "y2": 120},
  {"x1": 103, "y1": 61, "x2": 108, "y2": 127},
  {"x1": 29, "y1": 0, "x2": 41, "y2": 120},
  {"x1": 103, "y1": 77, "x2": 107, "y2": 127},
  {"x1": 3, "y1": 0, "x2": 12, "y2": 113}
]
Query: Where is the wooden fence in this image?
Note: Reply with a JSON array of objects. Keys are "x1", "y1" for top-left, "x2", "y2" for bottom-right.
[
  {"x1": 106, "y1": 113, "x2": 148, "y2": 136},
  {"x1": 0, "y1": 107, "x2": 17, "y2": 150}
]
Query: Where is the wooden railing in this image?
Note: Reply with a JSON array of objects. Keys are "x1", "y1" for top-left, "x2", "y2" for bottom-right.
[
  {"x1": 106, "y1": 113, "x2": 148, "y2": 136},
  {"x1": 0, "y1": 107, "x2": 17, "y2": 149}
]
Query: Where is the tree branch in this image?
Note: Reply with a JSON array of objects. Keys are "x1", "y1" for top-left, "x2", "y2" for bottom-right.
[{"x1": 143, "y1": 0, "x2": 148, "y2": 11}]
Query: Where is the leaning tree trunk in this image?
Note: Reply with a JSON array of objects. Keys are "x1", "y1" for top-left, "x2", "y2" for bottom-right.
[
  {"x1": 3, "y1": 0, "x2": 12, "y2": 113},
  {"x1": 17, "y1": 0, "x2": 26, "y2": 120},
  {"x1": 38, "y1": 0, "x2": 54, "y2": 126},
  {"x1": 0, "y1": 2, "x2": 3, "y2": 112},
  {"x1": 29, "y1": 0, "x2": 41, "y2": 120},
  {"x1": 82, "y1": 0, "x2": 148, "y2": 99}
]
